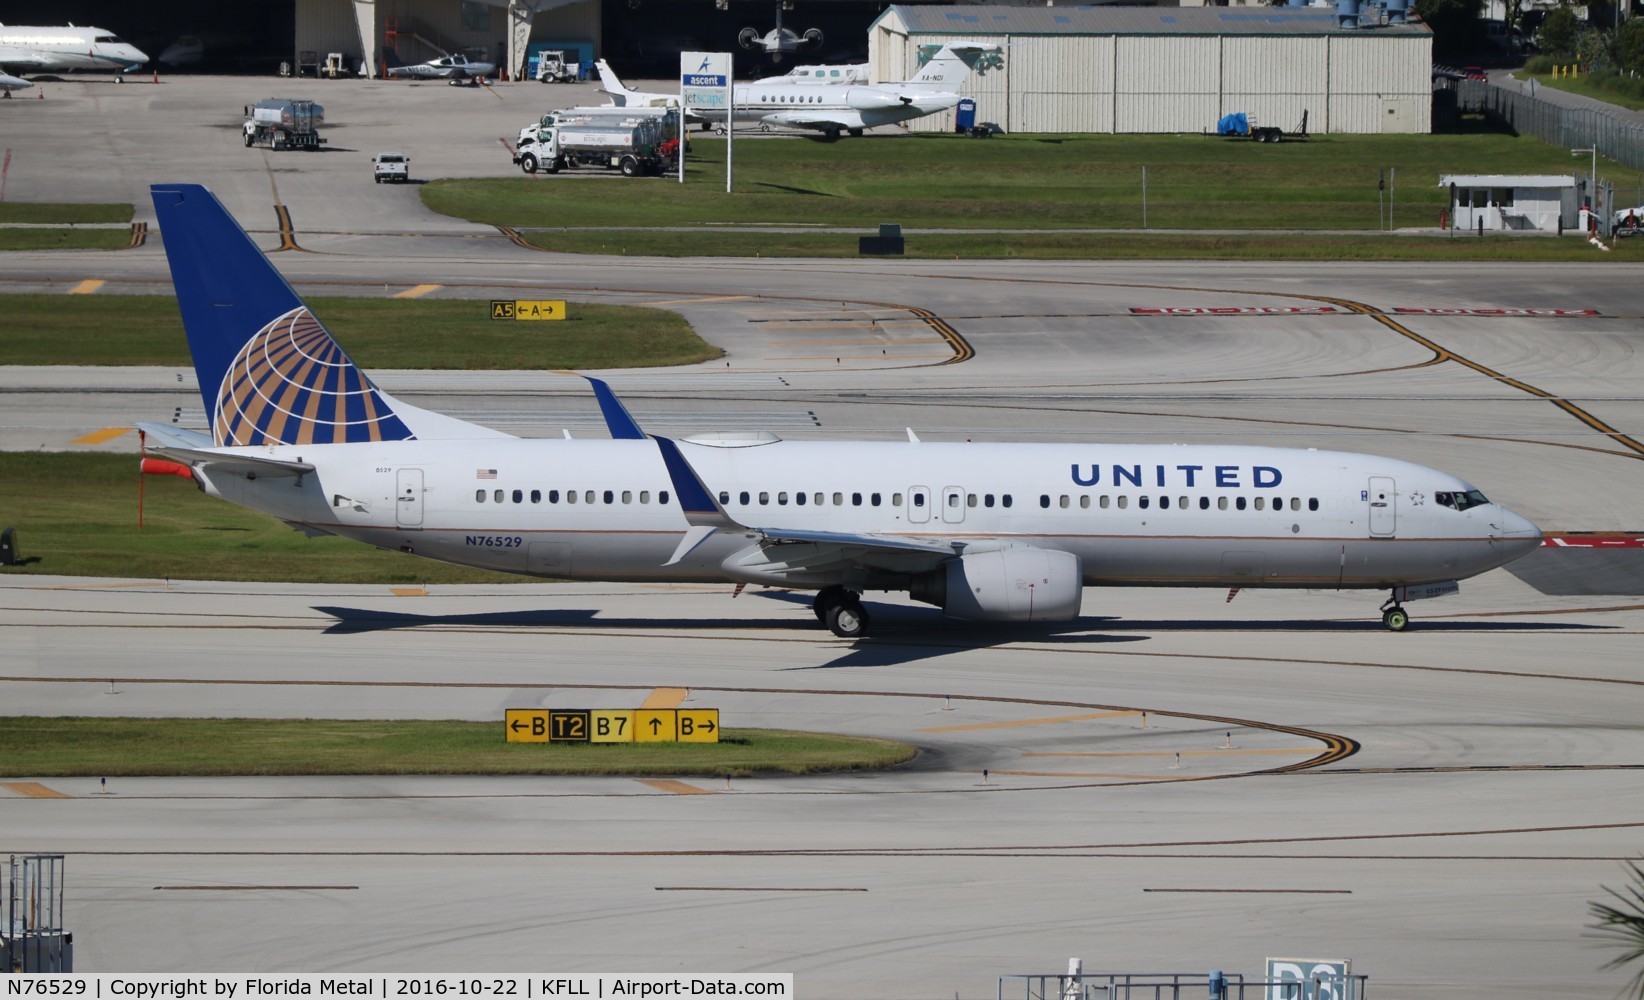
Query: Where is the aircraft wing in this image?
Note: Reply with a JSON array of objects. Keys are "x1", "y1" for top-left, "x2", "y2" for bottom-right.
[
  {"x1": 0, "y1": 49, "x2": 52, "y2": 70},
  {"x1": 137, "y1": 422, "x2": 315, "y2": 479},
  {"x1": 758, "y1": 110, "x2": 864, "y2": 131}
]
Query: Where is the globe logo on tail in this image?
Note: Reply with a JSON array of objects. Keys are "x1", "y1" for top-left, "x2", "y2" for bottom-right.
[{"x1": 212, "y1": 307, "x2": 414, "y2": 446}]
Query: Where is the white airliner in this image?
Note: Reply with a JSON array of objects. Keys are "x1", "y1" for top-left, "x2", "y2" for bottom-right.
[
  {"x1": 1, "y1": 69, "x2": 31, "y2": 95},
  {"x1": 141, "y1": 184, "x2": 1543, "y2": 637},
  {"x1": 0, "y1": 23, "x2": 149, "y2": 78},
  {"x1": 596, "y1": 42, "x2": 999, "y2": 138}
]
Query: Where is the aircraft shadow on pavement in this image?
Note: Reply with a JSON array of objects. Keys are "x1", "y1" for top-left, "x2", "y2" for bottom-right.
[{"x1": 314, "y1": 605, "x2": 802, "y2": 634}]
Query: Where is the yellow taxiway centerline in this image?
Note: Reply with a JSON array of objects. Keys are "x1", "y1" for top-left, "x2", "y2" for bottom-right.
[
  {"x1": 71, "y1": 426, "x2": 131, "y2": 445},
  {"x1": 2, "y1": 782, "x2": 71, "y2": 799},
  {"x1": 641, "y1": 687, "x2": 689, "y2": 709},
  {"x1": 638, "y1": 778, "x2": 716, "y2": 795},
  {"x1": 393, "y1": 284, "x2": 441, "y2": 299},
  {"x1": 69, "y1": 279, "x2": 105, "y2": 295}
]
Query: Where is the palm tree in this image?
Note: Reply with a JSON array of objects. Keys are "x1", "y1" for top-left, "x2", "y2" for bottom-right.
[{"x1": 1590, "y1": 861, "x2": 1644, "y2": 998}]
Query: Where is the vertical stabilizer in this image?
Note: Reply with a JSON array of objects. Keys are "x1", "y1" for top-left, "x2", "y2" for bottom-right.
[
  {"x1": 901, "y1": 43, "x2": 999, "y2": 92},
  {"x1": 150, "y1": 184, "x2": 416, "y2": 448}
]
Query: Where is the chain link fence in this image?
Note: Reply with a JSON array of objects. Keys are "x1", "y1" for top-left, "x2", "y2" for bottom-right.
[{"x1": 1457, "y1": 78, "x2": 1644, "y2": 172}]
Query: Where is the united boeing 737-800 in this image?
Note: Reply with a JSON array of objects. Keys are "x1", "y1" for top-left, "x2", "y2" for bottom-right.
[{"x1": 141, "y1": 184, "x2": 1542, "y2": 637}]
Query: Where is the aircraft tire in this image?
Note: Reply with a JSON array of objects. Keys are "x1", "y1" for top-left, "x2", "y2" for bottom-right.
[
  {"x1": 1382, "y1": 606, "x2": 1409, "y2": 632},
  {"x1": 812, "y1": 585, "x2": 851, "y2": 622},
  {"x1": 826, "y1": 600, "x2": 869, "y2": 639}
]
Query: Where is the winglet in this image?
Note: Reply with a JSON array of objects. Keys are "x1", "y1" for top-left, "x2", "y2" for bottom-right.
[
  {"x1": 579, "y1": 375, "x2": 647, "y2": 440},
  {"x1": 653, "y1": 435, "x2": 742, "y2": 530}
]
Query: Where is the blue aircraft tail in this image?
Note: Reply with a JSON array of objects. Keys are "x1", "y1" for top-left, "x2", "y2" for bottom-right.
[{"x1": 151, "y1": 184, "x2": 415, "y2": 448}]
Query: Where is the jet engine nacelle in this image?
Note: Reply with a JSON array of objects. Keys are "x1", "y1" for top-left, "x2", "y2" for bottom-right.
[
  {"x1": 846, "y1": 88, "x2": 907, "y2": 111},
  {"x1": 910, "y1": 546, "x2": 1083, "y2": 622}
]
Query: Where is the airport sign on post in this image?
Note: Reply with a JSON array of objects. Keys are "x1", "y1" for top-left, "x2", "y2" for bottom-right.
[
  {"x1": 504, "y1": 708, "x2": 719, "y2": 744},
  {"x1": 490, "y1": 299, "x2": 566, "y2": 321},
  {"x1": 681, "y1": 51, "x2": 733, "y2": 192}
]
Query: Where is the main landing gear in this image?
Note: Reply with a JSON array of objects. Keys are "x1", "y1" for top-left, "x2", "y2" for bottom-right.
[
  {"x1": 1380, "y1": 592, "x2": 1410, "y2": 632},
  {"x1": 813, "y1": 585, "x2": 870, "y2": 639}
]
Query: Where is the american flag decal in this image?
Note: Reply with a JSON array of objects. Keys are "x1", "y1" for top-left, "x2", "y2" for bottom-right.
[{"x1": 476, "y1": 469, "x2": 498, "y2": 479}]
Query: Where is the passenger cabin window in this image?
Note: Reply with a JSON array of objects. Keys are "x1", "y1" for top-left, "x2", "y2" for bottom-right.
[
  {"x1": 531, "y1": 490, "x2": 541, "y2": 504},
  {"x1": 475, "y1": 490, "x2": 485, "y2": 502},
  {"x1": 513, "y1": 489, "x2": 523, "y2": 504},
  {"x1": 494, "y1": 489, "x2": 504, "y2": 503}
]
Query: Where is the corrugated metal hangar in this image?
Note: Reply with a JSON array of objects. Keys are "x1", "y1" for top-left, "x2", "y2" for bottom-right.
[
  {"x1": 868, "y1": 4, "x2": 1433, "y2": 134},
  {"x1": 293, "y1": 0, "x2": 602, "y2": 83}
]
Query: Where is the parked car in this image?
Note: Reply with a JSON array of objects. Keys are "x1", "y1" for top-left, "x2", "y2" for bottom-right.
[{"x1": 372, "y1": 151, "x2": 409, "y2": 183}]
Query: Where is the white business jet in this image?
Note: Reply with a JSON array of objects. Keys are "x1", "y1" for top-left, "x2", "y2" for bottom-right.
[
  {"x1": 140, "y1": 183, "x2": 1543, "y2": 637},
  {"x1": 0, "y1": 23, "x2": 149, "y2": 80},
  {"x1": 1, "y1": 69, "x2": 31, "y2": 95},
  {"x1": 738, "y1": 4, "x2": 823, "y2": 62},
  {"x1": 754, "y1": 62, "x2": 870, "y2": 86},
  {"x1": 597, "y1": 42, "x2": 998, "y2": 138}
]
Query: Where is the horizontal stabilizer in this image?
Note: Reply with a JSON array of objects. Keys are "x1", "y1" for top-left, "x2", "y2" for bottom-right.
[{"x1": 140, "y1": 442, "x2": 316, "y2": 479}]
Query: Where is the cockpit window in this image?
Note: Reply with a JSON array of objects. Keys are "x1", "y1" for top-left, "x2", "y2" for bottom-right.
[
  {"x1": 96, "y1": 35, "x2": 124, "y2": 43},
  {"x1": 1435, "y1": 489, "x2": 1489, "y2": 511}
]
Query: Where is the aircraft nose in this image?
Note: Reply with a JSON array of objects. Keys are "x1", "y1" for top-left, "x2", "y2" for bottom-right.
[{"x1": 1494, "y1": 507, "x2": 1543, "y2": 559}]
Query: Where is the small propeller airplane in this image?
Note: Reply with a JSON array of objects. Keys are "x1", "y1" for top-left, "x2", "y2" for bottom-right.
[{"x1": 385, "y1": 52, "x2": 495, "y2": 82}]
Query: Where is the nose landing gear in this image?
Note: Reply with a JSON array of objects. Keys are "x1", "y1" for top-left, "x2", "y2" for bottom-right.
[{"x1": 1380, "y1": 593, "x2": 1410, "y2": 632}]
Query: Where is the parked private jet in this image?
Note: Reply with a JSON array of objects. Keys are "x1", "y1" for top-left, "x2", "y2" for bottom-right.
[
  {"x1": 739, "y1": 4, "x2": 823, "y2": 62},
  {"x1": 0, "y1": 23, "x2": 148, "y2": 79},
  {"x1": 385, "y1": 52, "x2": 495, "y2": 82},
  {"x1": 1, "y1": 69, "x2": 31, "y2": 95},
  {"x1": 754, "y1": 61, "x2": 869, "y2": 86},
  {"x1": 141, "y1": 183, "x2": 1543, "y2": 637},
  {"x1": 596, "y1": 42, "x2": 998, "y2": 138}
]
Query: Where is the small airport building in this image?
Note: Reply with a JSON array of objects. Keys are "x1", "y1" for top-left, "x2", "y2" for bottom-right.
[
  {"x1": 867, "y1": 4, "x2": 1434, "y2": 135},
  {"x1": 1441, "y1": 174, "x2": 1576, "y2": 231}
]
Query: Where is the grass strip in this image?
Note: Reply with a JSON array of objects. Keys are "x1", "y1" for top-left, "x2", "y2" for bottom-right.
[
  {"x1": 0, "y1": 453, "x2": 525, "y2": 583},
  {"x1": 0, "y1": 229, "x2": 133, "y2": 251},
  {"x1": 0, "y1": 719, "x2": 916, "y2": 777},
  {"x1": 518, "y1": 228, "x2": 1644, "y2": 261},
  {"x1": 424, "y1": 131, "x2": 1644, "y2": 235},
  {"x1": 1515, "y1": 72, "x2": 1644, "y2": 113},
  {"x1": 0, "y1": 203, "x2": 133, "y2": 224},
  {"x1": 0, "y1": 295, "x2": 717, "y2": 368}
]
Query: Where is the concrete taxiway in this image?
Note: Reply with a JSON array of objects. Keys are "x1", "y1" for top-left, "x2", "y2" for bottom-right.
[{"x1": 4, "y1": 73, "x2": 1644, "y2": 998}]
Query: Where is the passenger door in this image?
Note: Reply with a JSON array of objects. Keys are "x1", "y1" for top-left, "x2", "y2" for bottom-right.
[
  {"x1": 907, "y1": 486, "x2": 931, "y2": 524},
  {"x1": 1367, "y1": 476, "x2": 1396, "y2": 537},
  {"x1": 396, "y1": 468, "x2": 424, "y2": 528}
]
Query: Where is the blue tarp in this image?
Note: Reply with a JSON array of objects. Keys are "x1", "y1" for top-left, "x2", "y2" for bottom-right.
[{"x1": 1216, "y1": 112, "x2": 1249, "y2": 136}]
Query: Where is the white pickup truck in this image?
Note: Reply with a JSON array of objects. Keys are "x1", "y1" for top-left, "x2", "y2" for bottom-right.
[{"x1": 372, "y1": 152, "x2": 410, "y2": 183}]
